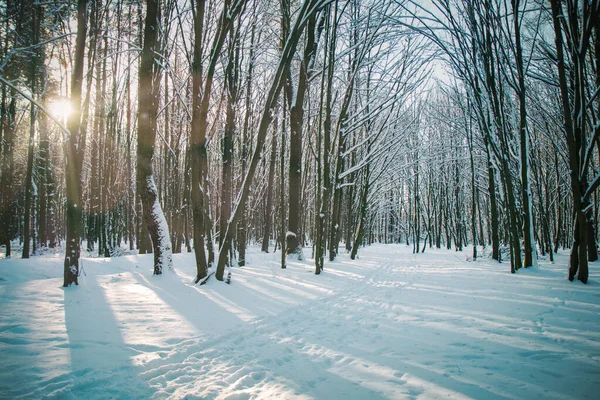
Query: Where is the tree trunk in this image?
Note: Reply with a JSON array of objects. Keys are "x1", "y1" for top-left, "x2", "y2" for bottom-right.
[
  {"x1": 315, "y1": 4, "x2": 335, "y2": 273},
  {"x1": 262, "y1": 128, "x2": 278, "y2": 252},
  {"x1": 215, "y1": 0, "x2": 324, "y2": 280},
  {"x1": 190, "y1": 0, "x2": 241, "y2": 282},
  {"x1": 22, "y1": 0, "x2": 41, "y2": 258},
  {"x1": 64, "y1": 0, "x2": 88, "y2": 286},
  {"x1": 137, "y1": 0, "x2": 172, "y2": 275},
  {"x1": 351, "y1": 169, "x2": 370, "y2": 260},
  {"x1": 286, "y1": 14, "x2": 318, "y2": 260},
  {"x1": 550, "y1": 0, "x2": 592, "y2": 283},
  {"x1": 237, "y1": 22, "x2": 255, "y2": 264},
  {"x1": 219, "y1": 28, "x2": 238, "y2": 267},
  {"x1": 467, "y1": 115, "x2": 477, "y2": 260},
  {"x1": 512, "y1": 0, "x2": 534, "y2": 268}
]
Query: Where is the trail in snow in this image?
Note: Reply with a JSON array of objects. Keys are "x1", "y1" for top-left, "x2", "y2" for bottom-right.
[{"x1": 1, "y1": 245, "x2": 599, "y2": 399}]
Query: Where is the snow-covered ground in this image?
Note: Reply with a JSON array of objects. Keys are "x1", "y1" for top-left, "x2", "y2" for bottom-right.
[{"x1": 1, "y1": 244, "x2": 599, "y2": 399}]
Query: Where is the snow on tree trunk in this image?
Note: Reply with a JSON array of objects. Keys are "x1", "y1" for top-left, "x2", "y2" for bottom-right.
[
  {"x1": 137, "y1": 0, "x2": 173, "y2": 276},
  {"x1": 145, "y1": 176, "x2": 173, "y2": 274}
]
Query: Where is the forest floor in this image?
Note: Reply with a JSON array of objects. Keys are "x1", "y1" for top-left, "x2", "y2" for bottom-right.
[{"x1": 0, "y1": 244, "x2": 599, "y2": 399}]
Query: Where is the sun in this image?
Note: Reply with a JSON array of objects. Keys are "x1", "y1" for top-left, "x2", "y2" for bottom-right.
[{"x1": 48, "y1": 98, "x2": 73, "y2": 122}]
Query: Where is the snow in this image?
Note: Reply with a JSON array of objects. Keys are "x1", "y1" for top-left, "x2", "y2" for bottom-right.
[
  {"x1": 1, "y1": 245, "x2": 599, "y2": 399},
  {"x1": 148, "y1": 176, "x2": 173, "y2": 272}
]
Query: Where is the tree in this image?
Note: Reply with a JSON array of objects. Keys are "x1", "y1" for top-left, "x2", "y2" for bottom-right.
[
  {"x1": 284, "y1": 3, "x2": 320, "y2": 259},
  {"x1": 0, "y1": 0, "x2": 25, "y2": 258},
  {"x1": 63, "y1": 0, "x2": 88, "y2": 286},
  {"x1": 549, "y1": 0, "x2": 600, "y2": 284},
  {"x1": 22, "y1": 0, "x2": 43, "y2": 258},
  {"x1": 137, "y1": 0, "x2": 173, "y2": 275},
  {"x1": 215, "y1": 0, "x2": 331, "y2": 281},
  {"x1": 190, "y1": 0, "x2": 245, "y2": 283}
]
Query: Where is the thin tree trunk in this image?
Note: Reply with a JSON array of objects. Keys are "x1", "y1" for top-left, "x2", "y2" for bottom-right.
[
  {"x1": 219, "y1": 27, "x2": 238, "y2": 266},
  {"x1": 315, "y1": 4, "x2": 334, "y2": 273},
  {"x1": 215, "y1": 0, "x2": 324, "y2": 279},
  {"x1": 22, "y1": 0, "x2": 41, "y2": 258},
  {"x1": 280, "y1": 101, "x2": 287, "y2": 269},
  {"x1": 512, "y1": 0, "x2": 534, "y2": 268},
  {"x1": 262, "y1": 128, "x2": 277, "y2": 252},
  {"x1": 237, "y1": 20, "x2": 255, "y2": 264},
  {"x1": 190, "y1": 0, "x2": 242, "y2": 282},
  {"x1": 550, "y1": 0, "x2": 589, "y2": 283},
  {"x1": 286, "y1": 14, "x2": 318, "y2": 259},
  {"x1": 351, "y1": 169, "x2": 370, "y2": 260}
]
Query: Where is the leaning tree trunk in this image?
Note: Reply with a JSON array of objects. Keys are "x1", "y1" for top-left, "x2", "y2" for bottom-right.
[
  {"x1": 137, "y1": 0, "x2": 172, "y2": 275},
  {"x1": 215, "y1": 0, "x2": 325, "y2": 280}
]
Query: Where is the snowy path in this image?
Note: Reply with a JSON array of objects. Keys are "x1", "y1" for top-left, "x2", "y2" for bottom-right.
[{"x1": 1, "y1": 245, "x2": 599, "y2": 399}]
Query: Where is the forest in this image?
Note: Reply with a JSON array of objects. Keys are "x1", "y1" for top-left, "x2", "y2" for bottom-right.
[{"x1": 0, "y1": 0, "x2": 599, "y2": 286}]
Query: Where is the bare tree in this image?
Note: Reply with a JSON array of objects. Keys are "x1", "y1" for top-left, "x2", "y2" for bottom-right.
[
  {"x1": 215, "y1": 0, "x2": 331, "y2": 281},
  {"x1": 549, "y1": 0, "x2": 600, "y2": 284},
  {"x1": 63, "y1": 0, "x2": 88, "y2": 286},
  {"x1": 137, "y1": 0, "x2": 173, "y2": 275}
]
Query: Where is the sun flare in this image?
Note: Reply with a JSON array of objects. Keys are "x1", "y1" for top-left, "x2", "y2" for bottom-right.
[{"x1": 49, "y1": 98, "x2": 72, "y2": 121}]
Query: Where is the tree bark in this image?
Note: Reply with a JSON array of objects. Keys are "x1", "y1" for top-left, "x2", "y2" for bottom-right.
[
  {"x1": 262, "y1": 129, "x2": 278, "y2": 252},
  {"x1": 286, "y1": 15, "x2": 318, "y2": 259},
  {"x1": 22, "y1": 0, "x2": 42, "y2": 258},
  {"x1": 511, "y1": 0, "x2": 534, "y2": 268},
  {"x1": 137, "y1": 0, "x2": 172, "y2": 275},
  {"x1": 64, "y1": 0, "x2": 88, "y2": 286},
  {"x1": 190, "y1": 0, "x2": 242, "y2": 282}
]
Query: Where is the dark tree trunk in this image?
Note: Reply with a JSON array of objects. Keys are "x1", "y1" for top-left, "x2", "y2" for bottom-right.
[
  {"x1": 286, "y1": 14, "x2": 318, "y2": 259},
  {"x1": 262, "y1": 128, "x2": 277, "y2": 253},
  {"x1": 190, "y1": 0, "x2": 241, "y2": 282},
  {"x1": 550, "y1": 0, "x2": 594, "y2": 283},
  {"x1": 137, "y1": 0, "x2": 172, "y2": 275},
  {"x1": 315, "y1": 4, "x2": 335, "y2": 273},
  {"x1": 38, "y1": 90, "x2": 50, "y2": 249},
  {"x1": 0, "y1": 0, "x2": 26, "y2": 258},
  {"x1": 219, "y1": 28, "x2": 238, "y2": 267},
  {"x1": 64, "y1": 0, "x2": 88, "y2": 287},
  {"x1": 22, "y1": 0, "x2": 42, "y2": 258},
  {"x1": 237, "y1": 23, "x2": 255, "y2": 265},
  {"x1": 467, "y1": 115, "x2": 477, "y2": 260},
  {"x1": 126, "y1": 25, "x2": 135, "y2": 251},
  {"x1": 512, "y1": 0, "x2": 534, "y2": 268},
  {"x1": 351, "y1": 169, "x2": 370, "y2": 260}
]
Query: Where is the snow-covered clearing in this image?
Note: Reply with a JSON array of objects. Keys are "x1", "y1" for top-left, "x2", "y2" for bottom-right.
[{"x1": 1, "y1": 245, "x2": 599, "y2": 399}]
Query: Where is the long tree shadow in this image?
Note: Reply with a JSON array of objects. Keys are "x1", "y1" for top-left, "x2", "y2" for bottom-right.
[
  {"x1": 63, "y1": 272, "x2": 152, "y2": 398},
  {"x1": 0, "y1": 278, "x2": 72, "y2": 398},
  {"x1": 130, "y1": 270, "x2": 248, "y2": 334}
]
